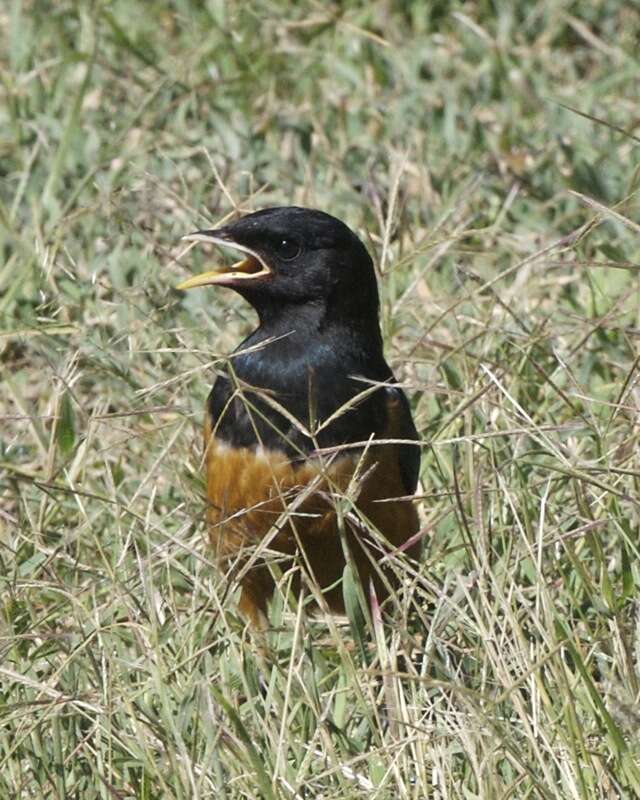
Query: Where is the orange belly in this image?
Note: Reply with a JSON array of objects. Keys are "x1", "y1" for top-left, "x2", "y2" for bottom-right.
[{"x1": 203, "y1": 419, "x2": 420, "y2": 625}]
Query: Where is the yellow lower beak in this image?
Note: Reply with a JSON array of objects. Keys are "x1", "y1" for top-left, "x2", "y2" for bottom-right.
[{"x1": 176, "y1": 257, "x2": 270, "y2": 290}]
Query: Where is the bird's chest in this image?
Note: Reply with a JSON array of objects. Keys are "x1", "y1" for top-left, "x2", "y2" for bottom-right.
[
  {"x1": 202, "y1": 414, "x2": 359, "y2": 557},
  {"x1": 207, "y1": 346, "x2": 371, "y2": 456}
]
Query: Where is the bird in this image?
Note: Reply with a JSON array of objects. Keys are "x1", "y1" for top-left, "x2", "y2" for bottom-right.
[{"x1": 177, "y1": 206, "x2": 421, "y2": 626}]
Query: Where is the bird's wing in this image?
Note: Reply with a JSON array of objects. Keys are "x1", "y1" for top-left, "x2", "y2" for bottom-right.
[{"x1": 383, "y1": 386, "x2": 420, "y2": 495}]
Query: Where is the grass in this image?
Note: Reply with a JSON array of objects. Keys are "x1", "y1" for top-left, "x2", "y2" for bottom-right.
[{"x1": 2, "y1": 0, "x2": 640, "y2": 796}]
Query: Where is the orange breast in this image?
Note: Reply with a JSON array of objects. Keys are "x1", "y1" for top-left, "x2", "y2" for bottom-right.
[{"x1": 203, "y1": 405, "x2": 420, "y2": 625}]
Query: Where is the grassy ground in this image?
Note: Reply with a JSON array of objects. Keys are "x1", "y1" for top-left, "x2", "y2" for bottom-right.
[{"x1": 2, "y1": 1, "x2": 640, "y2": 797}]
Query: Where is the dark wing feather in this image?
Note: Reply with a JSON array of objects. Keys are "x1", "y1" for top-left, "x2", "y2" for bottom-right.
[{"x1": 385, "y1": 386, "x2": 420, "y2": 494}]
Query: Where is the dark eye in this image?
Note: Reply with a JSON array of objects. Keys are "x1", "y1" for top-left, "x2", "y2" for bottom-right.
[{"x1": 275, "y1": 237, "x2": 301, "y2": 260}]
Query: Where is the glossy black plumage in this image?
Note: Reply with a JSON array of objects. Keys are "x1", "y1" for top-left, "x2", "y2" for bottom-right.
[{"x1": 204, "y1": 207, "x2": 419, "y2": 491}]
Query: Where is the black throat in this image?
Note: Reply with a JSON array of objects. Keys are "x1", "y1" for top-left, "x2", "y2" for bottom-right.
[
  {"x1": 209, "y1": 295, "x2": 390, "y2": 454},
  {"x1": 231, "y1": 296, "x2": 386, "y2": 390}
]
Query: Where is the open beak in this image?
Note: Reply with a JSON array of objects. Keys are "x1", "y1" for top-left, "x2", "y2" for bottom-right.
[{"x1": 176, "y1": 230, "x2": 271, "y2": 290}]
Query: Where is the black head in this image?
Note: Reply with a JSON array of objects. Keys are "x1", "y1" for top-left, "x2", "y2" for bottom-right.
[{"x1": 178, "y1": 206, "x2": 379, "y2": 326}]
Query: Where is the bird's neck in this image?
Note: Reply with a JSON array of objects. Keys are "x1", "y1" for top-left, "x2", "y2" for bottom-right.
[
  {"x1": 254, "y1": 298, "x2": 327, "y2": 332},
  {"x1": 253, "y1": 300, "x2": 382, "y2": 353},
  {"x1": 232, "y1": 300, "x2": 386, "y2": 384}
]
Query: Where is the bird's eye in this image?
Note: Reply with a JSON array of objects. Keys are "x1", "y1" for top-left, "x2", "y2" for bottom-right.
[{"x1": 275, "y1": 237, "x2": 301, "y2": 260}]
